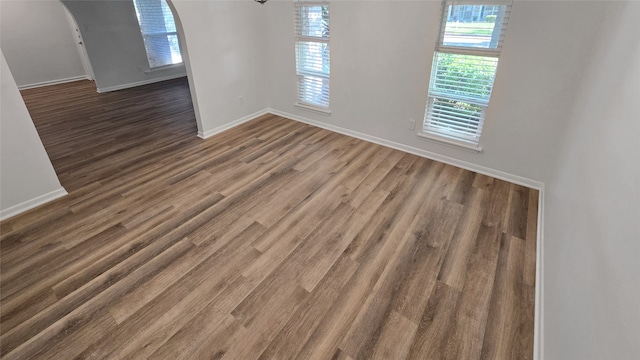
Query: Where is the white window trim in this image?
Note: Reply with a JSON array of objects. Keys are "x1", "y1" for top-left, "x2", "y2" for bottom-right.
[
  {"x1": 295, "y1": 102, "x2": 332, "y2": 115},
  {"x1": 143, "y1": 62, "x2": 185, "y2": 74},
  {"x1": 417, "y1": 131, "x2": 483, "y2": 153}
]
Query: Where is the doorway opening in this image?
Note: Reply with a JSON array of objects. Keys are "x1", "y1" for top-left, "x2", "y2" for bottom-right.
[{"x1": 2, "y1": 0, "x2": 203, "y2": 190}]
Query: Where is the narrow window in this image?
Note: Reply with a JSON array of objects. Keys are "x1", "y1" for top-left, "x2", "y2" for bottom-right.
[
  {"x1": 133, "y1": 0, "x2": 182, "y2": 69},
  {"x1": 422, "y1": 1, "x2": 511, "y2": 147},
  {"x1": 294, "y1": 0, "x2": 330, "y2": 110}
]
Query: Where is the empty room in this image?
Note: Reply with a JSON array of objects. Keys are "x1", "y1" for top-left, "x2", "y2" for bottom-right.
[{"x1": 0, "y1": 0, "x2": 638, "y2": 359}]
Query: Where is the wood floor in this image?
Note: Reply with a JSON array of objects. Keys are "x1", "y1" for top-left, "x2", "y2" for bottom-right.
[{"x1": 1, "y1": 78, "x2": 537, "y2": 359}]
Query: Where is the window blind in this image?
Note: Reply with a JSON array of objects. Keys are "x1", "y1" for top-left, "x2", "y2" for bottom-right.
[
  {"x1": 133, "y1": 0, "x2": 182, "y2": 68},
  {"x1": 294, "y1": 1, "x2": 330, "y2": 109},
  {"x1": 425, "y1": 53, "x2": 498, "y2": 141}
]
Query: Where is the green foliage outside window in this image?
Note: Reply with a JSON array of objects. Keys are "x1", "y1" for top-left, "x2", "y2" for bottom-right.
[
  {"x1": 430, "y1": 53, "x2": 497, "y2": 127},
  {"x1": 433, "y1": 53, "x2": 496, "y2": 99}
]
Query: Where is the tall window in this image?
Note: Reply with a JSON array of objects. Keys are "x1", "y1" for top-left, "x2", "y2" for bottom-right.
[
  {"x1": 294, "y1": 0, "x2": 330, "y2": 110},
  {"x1": 133, "y1": 0, "x2": 182, "y2": 69},
  {"x1": 422, "y1": 1, "x2": 511, "y2": 147}
]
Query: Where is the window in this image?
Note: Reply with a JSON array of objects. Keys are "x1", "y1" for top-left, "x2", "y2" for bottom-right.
[
  {"x1": 133, "y1": 0, "x2": 182, "y2": 69},
  {"x1": 422, "y1": 1, "x2": 511, "y2": 148},
  {"x1": 294, "y1": 0, "x2": 330, "y2": 110}
]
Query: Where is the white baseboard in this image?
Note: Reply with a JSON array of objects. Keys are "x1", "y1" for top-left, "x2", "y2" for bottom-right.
[
  {"x1": 0, "y1": 187, "x2": 68, "y2": 221},
  {"x1": 534, "y1": 188, "x2": 545, "y2": 360},
  {"x1": 197, "y1": 109, "x2": 270, "y2": 139},
  {"x1": 18, "y1": 75, "x2": 92, "y2": 90},
  {"x1": 266, "y1": 108, "x2": 544, "y2": 190},
  {"x1": 97, "y1": 73, "x2": 187, "y2": 93}
]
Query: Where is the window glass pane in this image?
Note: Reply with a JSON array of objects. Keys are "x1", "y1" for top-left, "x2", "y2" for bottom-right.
[
  {"x1": 296, "y1": 42, "x2": 330, "y2": 76},
  {"x1": 425, "y1": 97, "x2": 484, "y2": 139},
  {"x1": 161, "y1": 0, "x2": 176, "y2": 33},
  {"x1": 133, "y1": 0, "x2": 182, "y2": 68},
  {"x1": 168, "y1": 35, "x2": 182, "y2": 64},
  {"x1": 298, "y1": 6, "x2": 329, "y2": 38},
  {"x1": 430, "y1": 52, "x2": 498, "y2": 102},
  {"x1": 442, "y1": 4, "x2": 505, "y2": 49},
  {"x1": 298, "y1": 75, "x2": 330, "y2": 108}
]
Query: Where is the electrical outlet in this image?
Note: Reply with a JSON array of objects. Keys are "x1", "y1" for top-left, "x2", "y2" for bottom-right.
[{"x1": 408, "y1": 119, "x2": 416, "y2": 131}]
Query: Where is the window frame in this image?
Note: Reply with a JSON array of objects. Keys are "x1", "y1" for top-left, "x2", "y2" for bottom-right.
[
  {"x1": 420, "y1": 0, "x2": 511, "y2": 151},
  {"x1": 294, "y1": 0, "x2": 331, "y2": 113}
]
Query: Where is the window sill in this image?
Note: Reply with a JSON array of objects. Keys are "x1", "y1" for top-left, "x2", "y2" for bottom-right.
[
  {"x1": 417, "y1": 132, "x2": 483, "y2": 153},
  {"x1": 143, "y1": 63, "x2": 185, "y2": 74},
  {"x1": 295, "y1": 102, "x2": 331, "y2": 115}
]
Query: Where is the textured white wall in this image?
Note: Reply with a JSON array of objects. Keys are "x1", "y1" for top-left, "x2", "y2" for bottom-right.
[
  {"x1": 0, "y1": 0, "x2": 87, "y2": 87},
  {"x1": 543, "y1": 2, "x2": 640, "y2": 359},
  {"x1": 0, "y1": 51, "x2": 64, "y2": 214}
]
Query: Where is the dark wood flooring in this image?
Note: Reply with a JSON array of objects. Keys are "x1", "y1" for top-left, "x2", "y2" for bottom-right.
[{"x1": 0, "y1": 78, "x2": 537, "y2": 359}]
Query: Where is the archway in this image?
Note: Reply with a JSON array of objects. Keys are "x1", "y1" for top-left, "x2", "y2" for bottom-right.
[
  {"x1": 60, "y1": 0, "x2": 203, "y2": 134},
  {"x1": 1, "y1": 0, "x2": 202, "y2": 134},
  {"x1": 1, "y1": 0, "x2": 205, "y2": 193}
]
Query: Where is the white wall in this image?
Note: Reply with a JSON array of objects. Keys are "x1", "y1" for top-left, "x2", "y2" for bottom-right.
[
  {"x1": 0, "y1": 0, "x2": 88, "y2": 88},
  {"x1": 265, "y1": 0, "x2": 608, "y2": 184},
  {"x1": 62, "y1": 0, "x2": 187, "y2": 92},
  {"x1": 170, "y1": 0, "x2": 268, "y2": 136},
  {"x1": 543, "y1": 2, "x2": 640, "y2": 359},
  {"x1": 0, "y1": 51, "x2": 66, "y2": 219}
]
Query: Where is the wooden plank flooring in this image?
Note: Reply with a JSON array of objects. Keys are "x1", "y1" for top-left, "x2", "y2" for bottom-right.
[{"x1": 0, "y1": 78, "x2": 537, "y2": 359}]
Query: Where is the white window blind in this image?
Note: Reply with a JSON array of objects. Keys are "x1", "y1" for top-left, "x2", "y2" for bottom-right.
[
  {"x1": 133, "y1": 0, "x2": 182, "y2": 69},
  {"x1": 423, "y1": 0, "x2": 511, "y2": 146},
  {"x1": 294, "y1": 1, "x2": 330, "y2": 109}
]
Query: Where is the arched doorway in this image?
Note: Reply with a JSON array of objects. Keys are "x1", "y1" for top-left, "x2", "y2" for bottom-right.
[
  {"x1": 2, "y1": 0, "x2": 205, "y2": 191},
  {"x1": 60, "y1": 0, "x2": 203, "y2": 133}
]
